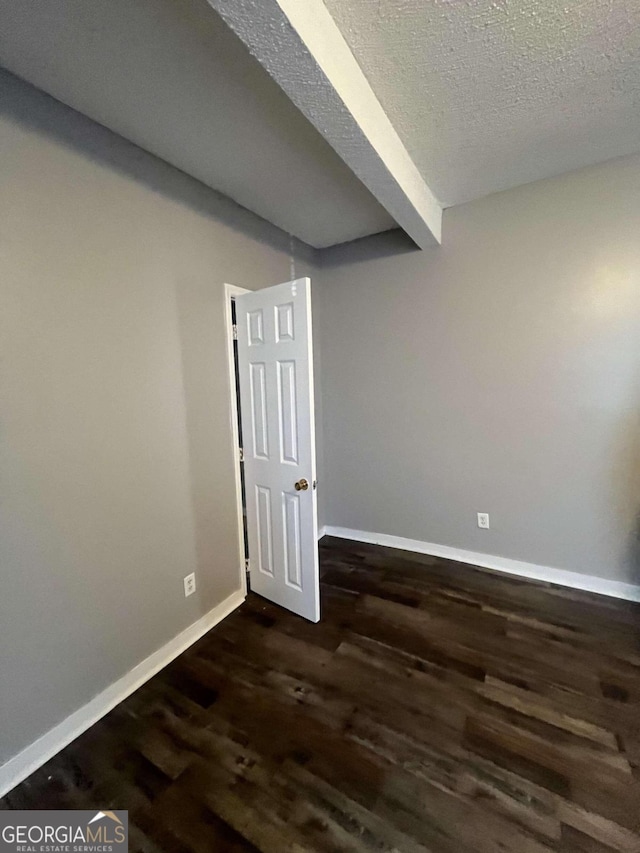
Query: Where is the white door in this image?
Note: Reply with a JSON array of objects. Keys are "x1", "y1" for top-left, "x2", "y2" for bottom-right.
[{"x1": 236, "y1": 277, "x2": 320, "y2": 623}]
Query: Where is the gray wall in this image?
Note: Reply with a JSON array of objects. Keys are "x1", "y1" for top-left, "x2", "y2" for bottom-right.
[
  {"x1": 0, "y1": 70, "x2": 320, "y2": 765},
  {"x1": 320, "y1": 154, "x2": 640, "y2": 586}
]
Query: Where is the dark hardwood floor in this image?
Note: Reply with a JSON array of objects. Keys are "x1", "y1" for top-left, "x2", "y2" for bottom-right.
[{"x1": 3, "y1": 536, "x2": 640, "y2": 852}]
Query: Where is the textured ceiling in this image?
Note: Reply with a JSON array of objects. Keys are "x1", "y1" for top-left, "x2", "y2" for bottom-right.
[
  {"x1": 210, "y1": 0, "x2": 442, "y2": 247},
  {"x1": 323, "y1": 0, "x2": 640, "y2": 207},
  {"x1": 0, "y1": 0, "x2": 395, "y2": 248}
]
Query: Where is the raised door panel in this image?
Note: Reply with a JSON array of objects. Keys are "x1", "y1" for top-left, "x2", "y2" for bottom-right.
[
  {"x1": 282, "y1": 492, "x2": 302, "y2": 590},
  {"x1": 255, "y1": 486, "x2": 274, "y2": 577},
  {"x1": 249, "y1": 362, "x2": 269, "y2": 459},
  {"x1": 277, "y1": 360, "x2": 298, "y2": 465}
]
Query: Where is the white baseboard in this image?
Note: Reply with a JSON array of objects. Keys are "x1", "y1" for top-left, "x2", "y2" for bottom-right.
[
  {"x1": 324, "y1": 526, "x2": 640, "y2": 603},
  {"x1": 318, "y1": 525, "x2": 327, "y2": 540},
  {"x1": 0, "y1": 587, "x2": 245, "y2": 800}
]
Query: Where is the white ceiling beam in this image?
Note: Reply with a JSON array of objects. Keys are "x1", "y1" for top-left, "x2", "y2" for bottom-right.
[{"x1": 207, "y1": 0, "x2": 442, "y2": 247}]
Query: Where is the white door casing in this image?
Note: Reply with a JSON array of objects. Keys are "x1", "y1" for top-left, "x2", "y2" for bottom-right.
[{"x1": 236, "y1": 277, "x2": 320, "y2": 622}]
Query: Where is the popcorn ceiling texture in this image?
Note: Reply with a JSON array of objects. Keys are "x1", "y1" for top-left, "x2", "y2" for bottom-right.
[
  {"x1": 0, "y1": 0, "x2": 395, "y2": 248},
  {"x1": 323, "y1": 0, "x2": 640, "y2": 206},
  {"x1": 210, "y1": 0, "x2": 442, "y2": 245}
]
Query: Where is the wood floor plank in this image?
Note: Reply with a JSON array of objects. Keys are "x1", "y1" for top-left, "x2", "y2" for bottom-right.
[{"x1": 3, "y1": 537, "x2": 640, "y2": 851}]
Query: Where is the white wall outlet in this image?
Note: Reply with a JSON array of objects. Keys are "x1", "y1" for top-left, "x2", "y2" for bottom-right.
[
  {"x1": 183, "y1": 572, "x2": 196, "y2": 597},
  {"x1": 477, "y1": 513, "x2": 490, "y2": 529}
]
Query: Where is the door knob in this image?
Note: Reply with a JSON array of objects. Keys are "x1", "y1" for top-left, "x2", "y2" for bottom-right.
[{"x1": 294, "y1": 478, "x2": 309, "y2": 491}]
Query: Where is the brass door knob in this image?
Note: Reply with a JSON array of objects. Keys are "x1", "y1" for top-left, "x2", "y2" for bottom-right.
[{"x1": 294, "y1": 478, "x2": 309, "y2": 491}]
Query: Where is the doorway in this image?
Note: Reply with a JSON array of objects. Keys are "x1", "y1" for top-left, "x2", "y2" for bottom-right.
[
  {"x1": 224, "y1": 283, "x2": 251, "y2": 598},
  {"x1": 232, "y1": 294, "x2": 250, "y2": 565},
  {"x1": 224, "y1": 279, "x2": 320, "y2": 622}
]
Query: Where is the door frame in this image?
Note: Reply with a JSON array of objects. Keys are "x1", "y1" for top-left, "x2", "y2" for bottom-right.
[{"x1": 224, "y1": 282, "x2": 251, "y2": 597}]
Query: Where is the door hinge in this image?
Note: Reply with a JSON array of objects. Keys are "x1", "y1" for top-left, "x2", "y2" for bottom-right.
[
  {"x1": 232, "y1": 324, "x2": 238, "y2": 340},
  {"x1": 239, "y1": 447, "x2": 244, "y2": 462},
  {"x1": 245, "y1": 558, "x2": 250, "y2": 574}
]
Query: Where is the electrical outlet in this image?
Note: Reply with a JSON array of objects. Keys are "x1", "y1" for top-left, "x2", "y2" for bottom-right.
[
  {"x1": 477, "y1": 512, "x2": 490, "y2": 529},
  {"x1": 183, "y1": 572, "x2": 196, "y2": 597}
]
